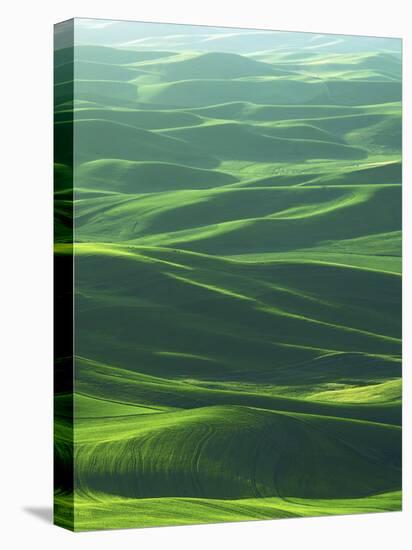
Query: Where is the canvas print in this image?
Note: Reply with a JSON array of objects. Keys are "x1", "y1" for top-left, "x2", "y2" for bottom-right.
[{"x1": 54, "y1": 18, "x2": 402, "y2": 531}]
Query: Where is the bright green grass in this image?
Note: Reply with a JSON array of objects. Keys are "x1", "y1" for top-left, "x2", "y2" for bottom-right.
[
  {"x1": 73, "y1": 356, "x2": 401, "y2": 425},
  {"x1": 64, "y1": 405, "x2": 400, "y2": 501},
  {"x1": 54, "y1": 491, "x2": 402, "y2": 531},
  {"x1": 54, "y1": 29, "x2": 402, "y2": 531},
  {"x1": 307, "y1": 378, "x2": 401, "y2": 403}
]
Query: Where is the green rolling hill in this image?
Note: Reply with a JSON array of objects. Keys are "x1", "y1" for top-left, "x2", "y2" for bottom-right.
[
  {"x1": 54, "y1": 20, "x2": 402, "y2": 531},
  {"x1": 77, "y1": 160, "x2": 238, "y2": 193},
  {"x1": 72, "y1": 406, "x2": 400, "y2": 499}
]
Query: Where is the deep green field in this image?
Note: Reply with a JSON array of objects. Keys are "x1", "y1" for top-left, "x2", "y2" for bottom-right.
[{"x1": 54, "y1": 19, "x2": 402, "y2": 531}]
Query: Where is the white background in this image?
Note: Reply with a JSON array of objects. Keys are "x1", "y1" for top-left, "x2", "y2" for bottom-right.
[{"x1": 1, "y1": 0, "x2": 410, "y2": 548}]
